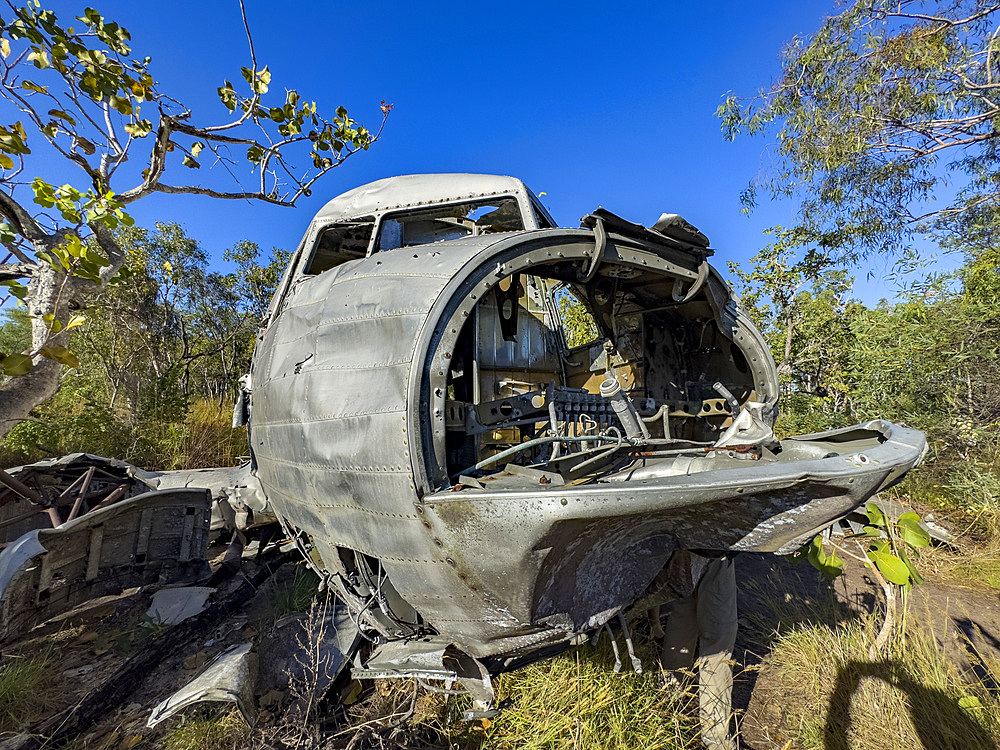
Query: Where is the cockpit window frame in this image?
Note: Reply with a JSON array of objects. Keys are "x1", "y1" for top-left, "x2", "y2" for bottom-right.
[{"x1": 370, "y1": 194, "x2": 531, "y2": 255}]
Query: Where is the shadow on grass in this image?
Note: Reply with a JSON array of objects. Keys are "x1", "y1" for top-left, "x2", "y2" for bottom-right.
[
  {"x1": 823, "y1": 659, "x2": 997, "y2": 750},
  {"x1": 731, "y1": 553, "x2": 858, "y2": 716}
]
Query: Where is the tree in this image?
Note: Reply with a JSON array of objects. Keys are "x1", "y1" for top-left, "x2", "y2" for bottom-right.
[
  {"x1": 0, "y1": 2, "x2": 389, "y2": 438},
  {"x1": 1, "y1": 223, "x2": 287, "y2": 469},
  {"x1": 719, "y1": 0, "x2": 1000, "y2": 260}
]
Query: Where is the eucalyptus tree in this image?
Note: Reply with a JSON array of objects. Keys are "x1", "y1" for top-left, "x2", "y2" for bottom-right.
[
  {"x1": 0, "y1": 2, "x2": 389, "y2": 437},
  {"x1": 719, "y1": 0, "x2": 1000, "y2": 260}
]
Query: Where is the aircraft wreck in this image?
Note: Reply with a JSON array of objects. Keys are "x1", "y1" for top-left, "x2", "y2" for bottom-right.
[{"x1": 0, "y1": 174, "x2": 927, "y2": 716}]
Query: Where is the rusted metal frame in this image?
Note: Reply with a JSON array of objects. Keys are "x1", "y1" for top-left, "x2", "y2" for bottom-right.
[
  {"x1": 0, "y1": 507, "x2": 48, "y2": 531},
  {"x1": 89, "y1": 484, "x2": 128, "y2": 512},
  {"x1": 0, "y1": 468, "x2": 43, "y2": 503},
  {"x1": 0, "y1": 468, "x2": 61, "y2": 528},
  {"x1": 65, "y1": 466, "x2": 96, "y2": 523}
]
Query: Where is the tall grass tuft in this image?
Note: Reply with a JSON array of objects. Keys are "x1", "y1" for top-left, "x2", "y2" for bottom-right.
[
  {"x1": 341, "y1": 639, "x2": 700, "y2": 749},
  {"x1": 162, "y1": 710, "x2": 249, "y2": 750},
  {"x1": 482, "y1": 640, "x2": 700, "y2": 750},
  {"x1": 164, "y1": 398, "x2": 248, "y2": 470},
  {"x1": 763, "y1": 611, "x2": 1000, "y2": 750},
  {"x1": 0, "y1": 649, "x2": 58, "y2": 734}
]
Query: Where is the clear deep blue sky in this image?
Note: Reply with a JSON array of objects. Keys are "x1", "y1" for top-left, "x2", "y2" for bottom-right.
[{"x1": 30, "y1": 1, "x2": 910, "y2": 299}]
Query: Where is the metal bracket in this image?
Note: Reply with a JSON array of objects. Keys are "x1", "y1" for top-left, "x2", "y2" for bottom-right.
[{"x1": 579, "y1": 216, "x2": 607, "y2": 283}]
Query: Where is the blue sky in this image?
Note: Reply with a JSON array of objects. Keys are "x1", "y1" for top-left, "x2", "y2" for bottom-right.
[{"x1": 14, "y1": 1, "x2": 925, "y2": 300}]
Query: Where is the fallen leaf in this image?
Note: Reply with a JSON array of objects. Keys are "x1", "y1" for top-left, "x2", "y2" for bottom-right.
[{"x1": 259, "y1": 689, "x2": 284, "y2": 709}]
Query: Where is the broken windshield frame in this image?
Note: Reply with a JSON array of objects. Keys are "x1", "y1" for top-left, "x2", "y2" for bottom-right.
[{"x1": 374, "y1": 197, "x2": 525, "y2": 252}]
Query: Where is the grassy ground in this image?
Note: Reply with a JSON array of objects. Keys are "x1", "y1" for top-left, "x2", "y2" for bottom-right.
[
  {"x1": 0, "y1": 648, "x2": 58, "y2": 734},
  {"x1": 162, "y1": 710, "x2": 249, "y2": 750},
  {"x1": 333, "y1": 639, "x2": 700, "y2": 750},
  {"x1": 759, "y1": 610, "x2": 1000, "y2": 749}
]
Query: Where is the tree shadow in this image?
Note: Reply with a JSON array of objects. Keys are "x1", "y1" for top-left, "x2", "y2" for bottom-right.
[{"x1": 823, "y1": 659, "x2": 997, "y2": 750}]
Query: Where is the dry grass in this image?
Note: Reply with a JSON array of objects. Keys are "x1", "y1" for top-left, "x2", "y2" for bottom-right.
[
  {"x1": 0, "y1": 648, "x2": 58, "y2": 734},
  {"x1": 484, "y1": 641, "x2": 699, "y2": 750},
  {"x1": 161, "y1": 710, "x2": 250, "y2": 750},
  {"x1": 763, "y1": 609, "x2": 1000, "y2": 750},
  {"x1": 167, "y1": 398, "x2": 248, "y2": 470},
  {"x1": 907, "y1": 506, "x2": 1000, "y2": 592},
  {"x1": 340, "y1": 638, "x2": 700, "y2": 750}
]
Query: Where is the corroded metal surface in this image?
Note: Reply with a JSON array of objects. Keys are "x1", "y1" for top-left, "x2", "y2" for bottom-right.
[{"x1": 0, "y1": 488, "x2": 211, "y2": 643}]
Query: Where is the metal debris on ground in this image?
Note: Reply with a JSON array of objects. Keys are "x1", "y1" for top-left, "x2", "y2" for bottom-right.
[{"x1": 147, "y1": 642, "x2": 258, "y2": 727}]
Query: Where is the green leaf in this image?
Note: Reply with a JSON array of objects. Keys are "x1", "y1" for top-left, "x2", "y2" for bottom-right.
[
  {"x1": 0, "y1": 154, "x2": 13, "y2": 169},
  {"x1": 959, "y1": 696, "x2": 982, "y2": 711},
  {"x1": 21, "y1": 80, "x2": 47, "y2": 94},
  {"x1": 788, "y1": 535, "x2": 843, "y2": 579},
  {"x1": 122, "y1": 119, "x2": 151, "y2": 138},
  {"x1": 42, "y1": 313, "x2": 62, "y2": 332},
  {"x1": 181, "y1": 155, "x2": 200, "y2": 169},
  {"x1": 48, "y1": 109, "x2": 76, "y2": 126},
  {"x1": 27, "y1": 48, "x2": 49, "y2": 69},
  {"x1": 109, "y1": 95, "x2": 132, "y2": 115},
  {"x1": 190, "y1": 142, "x2": 204, "y2": 157},
  {"x1": 866, "y1": 502, "x2": 887, "y2": 528},
  {"x1": 217, "y1": 82, "x2": 237, "y2": 112},
  {"x1": 897, "y1": 513, "x2": 931, "y2": 549},
  {"x1": 66, "y1": 314, "x2": 85, "y2": 330},
  {"x1": 900, "y1": 547, "x2": 925, "y2": 586},
  {"x1": 1, "y1": 353, "x2": 32, "y2": 376},
  {"x1": 868, "y1": 546, "x2": 911, "y2": 586},
  {"x1": 39, "y1": 344, "x2": 79, "y2": 368}
]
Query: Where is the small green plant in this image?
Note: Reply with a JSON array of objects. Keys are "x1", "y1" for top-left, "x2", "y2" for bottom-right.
[
  {"x1": 253, "y1": 564, "x2": 320, "y2": 631},
  {"x1": 792, "y1": 503, "x2": 931, "y2": 654}
]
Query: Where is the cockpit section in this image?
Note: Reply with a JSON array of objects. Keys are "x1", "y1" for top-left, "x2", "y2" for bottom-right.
[{"x1": 436, "y1": 220, "x2": 778, "y2": 487}]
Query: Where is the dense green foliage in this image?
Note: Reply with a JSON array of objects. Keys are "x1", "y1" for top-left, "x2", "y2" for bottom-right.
[
  {"x1": 0, "y1": 2, "x2": 385, "y2": 442},
  {"x1": 0, "y1": 223, "x2": 285, "y2": 469},
  {"x1": 719, "y1": 0, "x2": 1000, "y2": 260},
  {"x1": 720, "y1": 0, "x2": 1000, "y2": 515},
  {"x1": 732, "y1": 243, "x2": 1000, "y2": 512}
]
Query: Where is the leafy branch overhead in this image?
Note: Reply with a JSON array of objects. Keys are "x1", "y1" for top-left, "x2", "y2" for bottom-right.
[
  {"x1": 0, "y1": 1, "x2": 388, "y2": 437},
  {"x1": 719, "y1": 0, "x2": 1000, "y2": 259}
]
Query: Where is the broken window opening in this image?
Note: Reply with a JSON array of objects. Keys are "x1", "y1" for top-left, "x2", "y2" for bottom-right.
[
  {"x1": 529, "y1": 194, "x2": 556, "y2": 229},
  {"x1": 553, "y1": 284, "x2": 600, "y2": 350},
  {"x1": 304, "y1": 220, "x2": 375, "y2": 274},
  {"x1": 376, "y1": 198, "x2": 524, "y2": 252}
]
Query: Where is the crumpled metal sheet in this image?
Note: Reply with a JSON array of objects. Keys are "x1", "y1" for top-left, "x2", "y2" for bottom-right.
[
  {"x1": 0, "y1": 488, "x2": 211, "y2": 643},
  {"x1": 147, "y1": 642, "x2": 257, "y2": 727},
  {"x1": 146, "y1": 587, "x2": 215, "y2": 626},
  {"x1": 148, "y1": 463, "x2": 273, "y2": 530}
]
